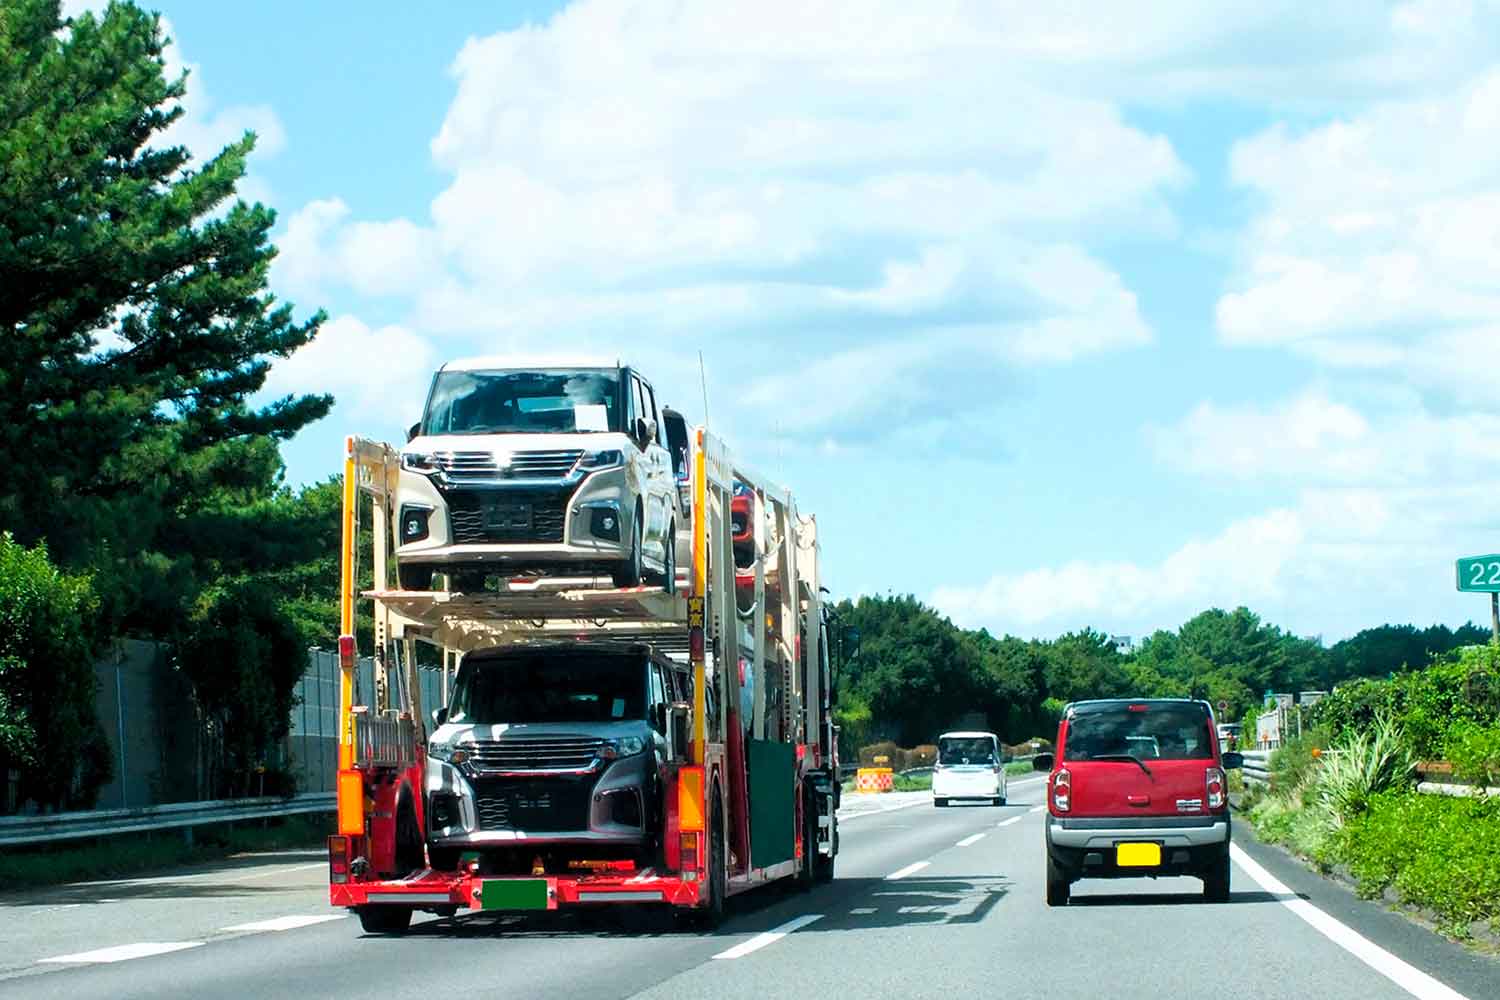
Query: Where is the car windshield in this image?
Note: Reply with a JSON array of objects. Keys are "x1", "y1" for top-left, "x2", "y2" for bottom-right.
[
  {"x1": 422, "y1": 369, "x2": 620, "y2": 435},
  {"x1": 939, "y1": 737, "x2": 996, "y2": 765},
  {"x1": 1064, "y1": 704, "x2": 1214, "y2": 761},
  {"x1": 447, "y1": 653, "x2": 645, "y2": 725}
]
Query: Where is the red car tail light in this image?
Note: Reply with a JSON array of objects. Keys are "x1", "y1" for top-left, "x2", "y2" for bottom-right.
[
  {"x1": 1052, "y1": 768, "x2": 1071, "y2": 813},
  {"x1": 1206, "y1": 767, "x2": 1226, "y2": 810}
]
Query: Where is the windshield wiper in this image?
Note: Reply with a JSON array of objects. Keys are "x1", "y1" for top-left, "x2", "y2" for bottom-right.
[{"x1": 1090, "y1": 753, "x2": 1153, "y2": 776}]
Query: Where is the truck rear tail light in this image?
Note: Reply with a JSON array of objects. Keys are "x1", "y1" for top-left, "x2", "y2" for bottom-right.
[
  {"x1": 328, "y1": 836, "x2": 350, "y2": 884},
  {"x1": 1206, "y1": 767, "x2": 1226, "y2": 810},
  {"x1": 1052, "y1": 768, "x2": 1071, "y2": 813},
  {"x1": 680, "y1": 832, "x2": 700, "y2": 873}
]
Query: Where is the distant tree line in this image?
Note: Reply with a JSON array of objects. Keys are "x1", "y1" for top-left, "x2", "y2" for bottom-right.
[{"x1": 829, "y1": 595, "x2": 1487, "y2": 752}]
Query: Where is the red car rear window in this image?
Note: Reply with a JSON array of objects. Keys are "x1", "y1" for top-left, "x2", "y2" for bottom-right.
[{"x1": 1063, "y1": 704, "x2": 1213, "y2": 761}]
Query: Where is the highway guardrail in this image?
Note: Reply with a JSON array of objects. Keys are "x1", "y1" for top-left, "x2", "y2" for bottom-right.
[
  {"x1": 1241, "y1": 750, "x2": 1271, "y2": 789},
  {"x1": 0, "y1": 792, "x2": 335, "y2": 847}
]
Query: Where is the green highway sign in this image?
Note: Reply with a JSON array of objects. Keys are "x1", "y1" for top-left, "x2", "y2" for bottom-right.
[{"x1": 1456, "y1": 554, "x2": 1500, "y2": 593}]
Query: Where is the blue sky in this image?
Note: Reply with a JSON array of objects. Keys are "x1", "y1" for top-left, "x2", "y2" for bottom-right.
[{"x1": 103, "y1": 1, "x2": 1500, "y2": 642}]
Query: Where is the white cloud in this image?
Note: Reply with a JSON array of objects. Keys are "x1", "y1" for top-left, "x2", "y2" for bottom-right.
[
  {"x1": 260, "y1": 315, "x2": 435, "y2": 423},
  {"x1": 1217, "y1": 68, "x2": 1500, "y2": 408}
]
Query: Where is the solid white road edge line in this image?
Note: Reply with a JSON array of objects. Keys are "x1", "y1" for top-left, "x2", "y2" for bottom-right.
[
  {"x1": 1229, "y1": 844, "x2": 1471, "y2": 1000},
  {"x1": 40, "y1": 942, "x2": 204, "y2": 964},
  {"x1": 712, "y1": 914, "x2": 824, "y2": 960},
  {"x1": 885, "y1": 861, "x2": 930, "y2": 881},
  {"x1": 956, "y1": 833, "x2": 985, "y2": 847},
  {"x1": 220, "y1": 914, "x2": 347, "y2": 933}
]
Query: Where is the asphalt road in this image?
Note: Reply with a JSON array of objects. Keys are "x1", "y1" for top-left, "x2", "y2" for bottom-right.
[{"x1": 2, "y1": 776, "x2": 1495, "y2": 1000}]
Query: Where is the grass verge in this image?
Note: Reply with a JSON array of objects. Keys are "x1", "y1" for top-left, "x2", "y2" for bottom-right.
[{"x1": 0, "y1": 813, "x2": 333, "y2": 889}]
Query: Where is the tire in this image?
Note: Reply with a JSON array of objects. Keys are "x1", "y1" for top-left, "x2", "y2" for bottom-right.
[
  {"x1": 797, "y1": 791, "x2": 816, "y2": 891},
  {"x1": 357, "y1": 906, "x2": 413, "y2": 935},
  {"x1": 992, "y1": 797, "x2": 1004, "y2": 807},
  {"x1": 815, "y1": 816, "x2": 836, "y2": 884},
  {"x1": 660, "y1": 521, "x2": 676, "y2": 594},
  {"x1": 394, "y1": 795, "x2": 424, "y2": 876},
  {"x1": 934, "y1": 797, "x2": 948, "y2": 808},
  {"x1": 696, "y1": 789, "x2": 727, "y2": 929},
  {"x1": 1045, "y1": 854, "x2": 1071, "y2": 907},
  {"x1": 397, "y1": 563, "x2": 431, "y2": 591},
  {"x1": 613, "y1": 511, "x2": 644, "y2": 588},
  {"x1": 1202, "y1": 850, "x2": 1231, "y2": 903}
]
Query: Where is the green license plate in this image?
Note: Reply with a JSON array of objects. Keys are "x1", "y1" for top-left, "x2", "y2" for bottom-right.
[{"x1": 479, "y1": 878, "x2": 549, "y2": 911}]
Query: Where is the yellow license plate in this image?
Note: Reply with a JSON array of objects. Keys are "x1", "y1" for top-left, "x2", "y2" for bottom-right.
[{"x1": 1116, "y1": 842, "x2": 1161, "y2": 867}]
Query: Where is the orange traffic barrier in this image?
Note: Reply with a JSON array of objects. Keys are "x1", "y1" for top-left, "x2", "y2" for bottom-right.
[{"x1": 855, "y1": 767, "x2": 894, "y2": 793}]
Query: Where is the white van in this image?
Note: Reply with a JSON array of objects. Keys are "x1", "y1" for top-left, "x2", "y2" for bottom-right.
[{"x1": 932, "y1": 731, "x2": 1006, "y2": 807}]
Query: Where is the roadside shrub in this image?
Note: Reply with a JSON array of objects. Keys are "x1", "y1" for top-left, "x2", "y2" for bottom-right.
[
  {"x1": 1269, "y1": 729, "x2": 1329, "y2": 791},
  {"x1": 1444, "y1": 722, "x2": 1500, "y2": 788},
  {"x1": 1314, "y1": 715, "x2": 1415, "y2": 827},
  {"x1": 1341, "y1": 791, "x2": 1500, "y2": 933}
]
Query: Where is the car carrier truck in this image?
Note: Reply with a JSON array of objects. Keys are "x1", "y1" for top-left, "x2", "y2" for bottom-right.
[{"x1": 327, "y1": 426, "x2": 839, "y2": 933}]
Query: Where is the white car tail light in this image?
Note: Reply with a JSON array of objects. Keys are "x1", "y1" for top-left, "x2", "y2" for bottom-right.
[
  {"x1": 1206, "y1": 767, "x2": 1226, "y2": 810},
  {"x1": 1052, "y1": 768, "x2": 1071, "y2": 813}
]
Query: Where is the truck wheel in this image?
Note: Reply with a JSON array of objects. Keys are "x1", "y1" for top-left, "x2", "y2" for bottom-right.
[
  {"x1": 815, "y1": 816, "x2": 836, "y2": 884},
  {"x1": 397, "y1": 563, "x2": 431, "y2": 590},
  {"x1": 1202, "y1": 850, "x2": 1231, "y2": 903},
  {"x1": 357, "y1": 906, "x2": 413, "y2": 935},
  {"x1": 613, "y1": 513, "x2": 643, "y2": 588},
  {"x1": 797, "y1": 793, "x2": 816, "y2": 891},
  {"x1": 395, "y1": 796, "x2": 424, "y2": 875},
  {"x1": 1045, "y1": 855, "x2": 1070, "y2": 907},
  {"x1": 696, "y1": 790, "x2": 727, "y2": 929}
]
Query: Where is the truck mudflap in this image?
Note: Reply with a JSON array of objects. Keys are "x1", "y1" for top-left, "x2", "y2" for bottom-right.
[{"x1": 332, "y1": 870, "x2": 705, "y2": 912}]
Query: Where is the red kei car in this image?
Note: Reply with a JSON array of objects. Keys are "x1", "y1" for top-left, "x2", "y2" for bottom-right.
[{"x1": 1032, "y1": 698, "x2": 1244, "y2": 906}]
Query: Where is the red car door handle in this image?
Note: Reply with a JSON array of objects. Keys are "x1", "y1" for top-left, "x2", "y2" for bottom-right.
[{"x1": 1127, "y1": 795, "x2": 1150, "y2": 806}]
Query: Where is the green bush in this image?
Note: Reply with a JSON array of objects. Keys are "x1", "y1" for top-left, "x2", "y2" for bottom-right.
[
  {"x1": 1341, "y1": 791, "x2": 1500, "y2": 933},
  {"x1": 0, "y1": 533, "x2": 112, "y2": 809},
  {"x1": 1269, "y1": 729, "x2": 1329, "y2": 791},
  {"x1": 1445, "y1": 722, "x2": 1500, "y2": 788}
]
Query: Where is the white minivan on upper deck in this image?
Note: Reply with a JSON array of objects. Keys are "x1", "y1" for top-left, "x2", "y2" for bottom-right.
[{"x1": 932, "y1": 731, "x2": 1007, "y2": 807}]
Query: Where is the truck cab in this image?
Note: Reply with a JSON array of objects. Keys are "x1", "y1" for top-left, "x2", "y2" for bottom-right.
[{"x1": 424, "y1": 643, "x2": 690, "y2": 873}]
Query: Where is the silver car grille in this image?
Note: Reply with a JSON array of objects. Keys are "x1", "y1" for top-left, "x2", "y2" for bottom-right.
[
  {"x1": 434, "y1": 449, "x2": 583, "y2": 479},
  {"x1": 466, "y1": 736, "x2": 605, "y2": 772}
]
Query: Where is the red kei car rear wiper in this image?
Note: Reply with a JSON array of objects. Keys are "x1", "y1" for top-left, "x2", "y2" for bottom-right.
[{"x1": 1089, "y1": 753, "x2": 1153, "y2": 777}]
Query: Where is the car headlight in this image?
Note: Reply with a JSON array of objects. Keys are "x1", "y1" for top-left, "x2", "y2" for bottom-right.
[
  {"x1": 601, "y1": 736, "x2": 646, "y2": 759},
  {"x1": 402, "y1": 452, "x2": 439, "y2": 472},
  {"x1": 428, "y1": 740, "x2": 471, "y2": 766},
  {"x1": 578, "y1": 449, "x2": 624, "y2": 471}
]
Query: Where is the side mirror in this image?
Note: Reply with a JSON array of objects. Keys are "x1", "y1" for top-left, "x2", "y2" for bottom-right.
[
  {"x1": 667, "y1": 701, "x2": 691, "y2": 763},
  {"x1": 1032, "y1": 752, "x2": 1055, "y2": 772},
  {"x1": 634, "y1": 417, "x2": 650, "y2": 448},
  {"x1": 407, "y1": 422, "x2": 420, "y2": 442},
  {"x1": 647, "y1": 418, "x2": 658, "y2": 442},
  {"x1": 1221, "y1": 751, "x2": 1244, "y2": 770},
  {"x1": 431, "y1": 707, "x2": 448, "y2": 727}
]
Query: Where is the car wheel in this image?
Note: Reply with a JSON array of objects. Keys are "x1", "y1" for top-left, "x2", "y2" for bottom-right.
[
  {"x1": 659, "y1": 520, "x2": 676, "y2": 594},
  {"x1": 1202, "y1": 850, "x2": 1231, "y2": 903},
  {"x1": 397, "y1": 563, "x2": 431, "y2": 591},
  {"x1": 1045, "y1": 855, "x2": 1071, "y2": 907},
  {"x1": 613, "y1": 510, "x2": 644, "y2": 588},
  {"x1": 357, "y1": 906, "x2": 413, "y2": 935},
  {"x1": 992, "y1": 797, "x2": 1004, "y2": 807},
  {"x1": 934, "y1": 797, "x2": 948, "y2": 808}
]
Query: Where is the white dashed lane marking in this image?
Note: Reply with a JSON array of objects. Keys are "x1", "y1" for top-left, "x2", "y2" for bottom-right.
[
  {"x1": 220, "y1": 914, "x2": 347, "y2": 933},
  {"x1": 885, "y1": 861, "x2": 930, "y2": 881},
  {"x1": 712, "y1": 914, "x2": 823, "y2": 960},
  {"x1": 40, "y1": 942, "x2": 203, "y2": 964},
  {"x1": 997, "y1": 816, "x2": 1023, "y2": 827},
  {"x1": 956, "y1": 833, "x2": 985, "y2": 847}
]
